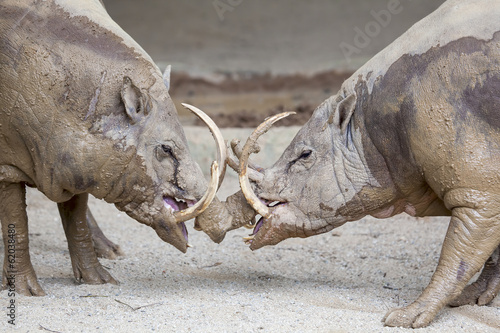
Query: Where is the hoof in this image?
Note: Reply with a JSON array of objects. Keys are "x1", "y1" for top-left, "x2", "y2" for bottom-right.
[
  {"x1": 3, "y1": 269, "x2": 46, "y2": 296},
  {"x1": 383, "y1": 302, "x2": 439, "y2": 328},
  {"x1": 449, "y1": 279, "x2": 499, "y2": 307},
  {"x1": 74, "y1": 264, "x2": 119, "y2": 286}
]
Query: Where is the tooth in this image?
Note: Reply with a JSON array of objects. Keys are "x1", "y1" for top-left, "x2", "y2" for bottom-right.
[
  {"x1": 243, "y1": 235, "x2": 255, "y2": 241},
  {"x1": 187, "y1": 243, "x2": 193, "y2": 248}
]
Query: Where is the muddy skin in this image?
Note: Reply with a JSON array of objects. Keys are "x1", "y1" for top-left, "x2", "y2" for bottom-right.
[
  {"x1": 449, "y1": 247, "x2": 500, "y2": 307},
  {"x1": 235, "y1": 0, "x2": 500, "y2": 328},
  {"x1": 58, "y1": 193, "x2": 118, "y2": 286},
  {"x1": 0, "y1": 0, "x2": 226, "y2": 296},
  {"x1": 194, "y1": 192, "x2": 257, "y2": 243}
]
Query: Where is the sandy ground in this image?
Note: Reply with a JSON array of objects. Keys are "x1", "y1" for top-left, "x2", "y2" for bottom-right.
[{"x1": 1, "y1": 127, "x2": 500, "y2": 332}]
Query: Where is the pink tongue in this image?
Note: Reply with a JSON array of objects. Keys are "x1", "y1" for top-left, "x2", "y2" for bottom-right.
[
  {"x1": 180, "y1": 222, "x2": 188, "y2": 242},
  {"x1": 164, "y1": 198, "x2": 197, "y2": 212},
  {"x1": 253, "y1": 217, "x2": 264, "y2": 235},
  {"x1": 164, "y1": 197, "x2": 179, "y2": 211}
]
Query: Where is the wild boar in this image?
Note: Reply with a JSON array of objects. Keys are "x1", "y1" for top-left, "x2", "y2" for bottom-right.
[
  {"x1": 232, "y1": 0, "x2": 500, "y2": 328},
  {"x1": 0, "y1": 0, "x2": 226, "y2": 296}
]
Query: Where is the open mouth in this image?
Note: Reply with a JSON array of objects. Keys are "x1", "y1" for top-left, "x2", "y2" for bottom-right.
[
  {"x1": 243, "y1": 200, "x2": 285, "y2": 245},
  {"x1": 163, "y1": 196, "x2": 196, "y2": 212},
  {"x1": 163, "y1": 196, "x2": 196, "y2": 243}
]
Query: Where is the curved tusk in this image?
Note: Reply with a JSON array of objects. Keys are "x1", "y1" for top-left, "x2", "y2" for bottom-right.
[
  {"x1": 174, "y1": 162, "x2": 219, "y2": 223},
  {"x1": 227, "y1": 141, "x2": 264, "y2": 182},
  {"x1": 181, "y1": 103, "x2": 226, "y2": 189},
  {"x1": 226, "y1": 141, "x2": 241, "y2": 173},
  {"x1": 231, "y1": 139, "x2": 264, "y2": 172},
  {"x1": 239, "y1": 112, "x2": 295, "y2": 219}
]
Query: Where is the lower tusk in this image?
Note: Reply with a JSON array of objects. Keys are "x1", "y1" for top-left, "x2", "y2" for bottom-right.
[
  {"x1": 243, "y1": 235, "x2": 255, "y2": 243},
  {"x1": 239, "y1": 112, "x2": 295, "y2": 219},
  {"x1": 174, "y1": 162, "x2": 219, "y2": 223},
  {"x1": 243, "y1": 237, "x2": 254, "y2": 245},
  {"x1": 187, "y1": 243, "x2": 193, "y2": 248},
  {"x1": 182, "y1": 103, "x2": 227, "y2": 189}
]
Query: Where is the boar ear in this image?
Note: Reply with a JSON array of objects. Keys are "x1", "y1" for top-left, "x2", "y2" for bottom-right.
[
  {"x1": 121, "y1": 76, "x2": 151, "y2": 123},
  {"x1": 162, "y1": 65, "x2": 171, "y2": 92},
  {"x1": 325, "y1": 93, "x2": 356, "y2": 133}
]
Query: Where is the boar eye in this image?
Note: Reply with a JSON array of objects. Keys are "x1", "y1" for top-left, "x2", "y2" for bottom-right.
[
  {"x1": 156, "y1": 144, "x2": 175, "y2": 161},
  {"x1": 299, "y1": 150, "x2": 312, "y2": 160},
  {"x1": 162, "y1": 144, "x2": 173, "y2": 154},
  {"x1": 286, "y1": 148, "x2": 314, "y2": 171}
]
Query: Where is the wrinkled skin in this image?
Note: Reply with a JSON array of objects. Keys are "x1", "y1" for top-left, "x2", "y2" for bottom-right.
[
  {"x1": 0, "y1": 0, "x2": 223, "y2": 296},
  {"x1": 236, "y1": 0, "x2": 500, "y2": 328}
]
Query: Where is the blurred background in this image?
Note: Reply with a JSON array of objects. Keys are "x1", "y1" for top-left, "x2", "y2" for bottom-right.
[{"x1": 102, "y1": 0, "x2": 446, "y2": 126}]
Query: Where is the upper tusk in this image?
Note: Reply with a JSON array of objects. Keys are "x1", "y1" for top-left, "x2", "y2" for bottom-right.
[
  {"x1": 181, "y1": 103, "x2": 226, "y2": 189},
  {"x1": 226, "y1": 142, "x2": 241, "y2": 173},
  {"x1": 174, "y1": 162, "x2": 219, "y2": 223},
  {"x1": 231, "y1": 139, "x2": 264, "y2": 172},
  {"x1": 238, "y1": 112, "x2": 295, "y2": 219},
  {"x1": 227, "y1": 141, "x2": 264, "y2": 182}
]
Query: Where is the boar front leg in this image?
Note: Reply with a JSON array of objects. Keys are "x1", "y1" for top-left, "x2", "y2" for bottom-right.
[
  {"x1": 449, "y1": 245, "x2": 500, "y2": 307},
  {"x1": 58, "y1": 194, "x2": 118, "y2": 285},
  {"x1": 0, "y1": 182, "x2": 45, "y2": 296},
  {"x1": 383, "y1": 189, "x2": 500, "y2": 328},
  {"x1": 86, "y1": 208, "x2": 124, "y2": 259}
]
